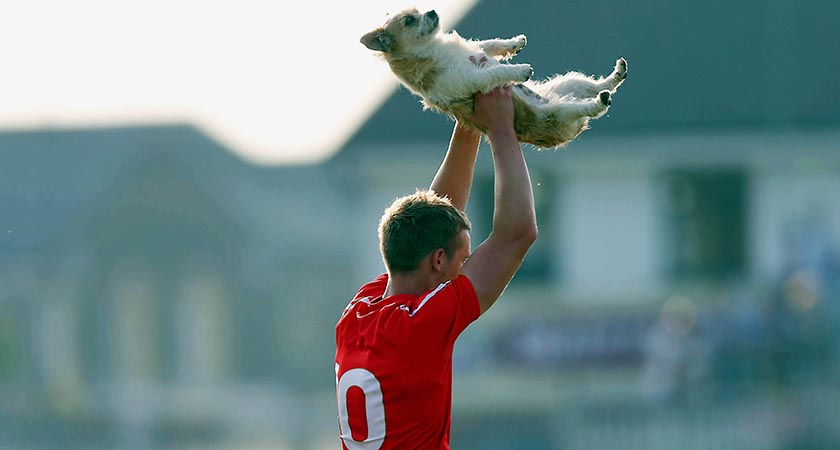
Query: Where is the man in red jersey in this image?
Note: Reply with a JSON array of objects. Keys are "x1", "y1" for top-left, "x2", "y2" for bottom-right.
[{"x1": 335, "y1": 85, "x2": 537, "y2": 450}]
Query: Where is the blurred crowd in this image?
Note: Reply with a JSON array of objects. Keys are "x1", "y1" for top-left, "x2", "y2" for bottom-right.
[{"x1": 635, "y1": 216, "x2": 840, "y2": 449}]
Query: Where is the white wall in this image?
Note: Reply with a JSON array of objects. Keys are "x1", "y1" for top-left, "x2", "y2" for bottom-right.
[{"x1": 561, "y1": 161, "x2": 661, "y2": 302}]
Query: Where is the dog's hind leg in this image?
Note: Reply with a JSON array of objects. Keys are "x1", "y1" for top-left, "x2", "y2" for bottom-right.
[
  {"x1": 546, "y1": 90, "x2": 612, "y2": 121},
  {"x1": 601, "y1": 57, "x2": 627, "y2": 91},
  {"x1": 478, "y1": 35, "x2": 527, "y2": 60},
  {"x1": 543, "y1": 58, "x2": 628, "y2": 99}
]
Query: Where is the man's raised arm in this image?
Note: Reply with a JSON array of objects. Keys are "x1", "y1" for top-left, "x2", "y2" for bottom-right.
[
  {"x1": 460, "y1": 86, "x2": 538, "y2": 315},
  {"x1": 429, "y1": 121, "x2": 481, "y2": 211}
]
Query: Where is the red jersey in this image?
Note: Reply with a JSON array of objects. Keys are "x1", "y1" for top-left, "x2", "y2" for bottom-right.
[{"x1": 335, "y1": 273, "x2": 480, "y2": 450}]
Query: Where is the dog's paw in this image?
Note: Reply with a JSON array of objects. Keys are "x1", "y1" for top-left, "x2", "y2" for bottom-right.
[
  {"x1": 513, "y1": 64, "x2": 534, "y2": 82},
  {"x1": 599, "y1": 90, "x2": 612, "y2": 106},
  {"x1": 615, "y1": 57, "x2": 628, "y2": 80},
  {"x1": 511, "y1": 34, "x2": 527, "y2": 54}
]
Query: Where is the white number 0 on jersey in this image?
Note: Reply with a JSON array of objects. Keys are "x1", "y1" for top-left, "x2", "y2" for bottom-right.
[{"x1": 336, "y1": 366, "x2": 386, "y2": 450}]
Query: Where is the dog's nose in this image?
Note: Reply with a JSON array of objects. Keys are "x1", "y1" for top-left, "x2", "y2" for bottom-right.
[{"x1": 426, "y1": 10, "x2": 438, "y2": 20}]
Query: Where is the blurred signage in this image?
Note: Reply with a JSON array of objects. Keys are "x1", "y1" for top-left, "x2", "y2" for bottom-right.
[{"x1": 493, "y1": 315, "x2": 655, "y2": 369}]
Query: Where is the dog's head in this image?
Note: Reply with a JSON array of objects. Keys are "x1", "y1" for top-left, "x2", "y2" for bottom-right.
[{"x1": 361, "y1": 8, "x2": 440, "y2": 54}]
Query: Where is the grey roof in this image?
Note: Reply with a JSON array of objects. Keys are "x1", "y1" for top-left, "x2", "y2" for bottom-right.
[
  {"x1": 0, "y1": 124, "x2": 356, "y2": 266},
  {"x1": 341, "y1": 0, "x2": 840, "y2": 157},
  {"x1": 0, "y1": 125, "x2": 257, "y2": 252}
]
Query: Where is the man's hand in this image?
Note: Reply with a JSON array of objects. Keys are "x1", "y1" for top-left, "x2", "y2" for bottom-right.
[{"x1": 466, "y1": 85, "x2": 515, "y2": 135}]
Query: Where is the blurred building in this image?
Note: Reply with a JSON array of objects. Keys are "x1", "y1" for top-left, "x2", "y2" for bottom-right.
[
  {"x1": 0, "y1": 125, "x2": 357, "y2": 448},
  {"x1": 2, "y1": 0, "x2": 840, "y2": 449}
]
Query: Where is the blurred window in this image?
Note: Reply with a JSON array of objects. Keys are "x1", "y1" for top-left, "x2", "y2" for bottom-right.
[
  {"x1": 474, "y1": 170, "x2": 556, "y2": 284},
  {"x1": 177, "y1": 266, "x2": 230, "y2": 383},
  {"x1": 661, "y1": 168, "x2": 747, "y2": 279},
  {"x1": 111, "y1": 266, "x2": 161, "y2": 382}
]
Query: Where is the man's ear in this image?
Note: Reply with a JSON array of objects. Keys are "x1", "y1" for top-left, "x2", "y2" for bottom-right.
[
  {"x1": 360, "y1": 29, "x2": 395, "y2": 52},
  {"x1": 430, "y1": 248, "x2": 447, "y2": 274}
]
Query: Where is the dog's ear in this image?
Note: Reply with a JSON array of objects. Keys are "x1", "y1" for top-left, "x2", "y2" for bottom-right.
[{"x1": 361, "y1": 29, "x2": 395, "y2": 52}]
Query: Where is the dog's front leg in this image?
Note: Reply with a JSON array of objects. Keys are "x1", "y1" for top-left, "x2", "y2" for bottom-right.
[
  {"x1": 477, "y1": 35, "x2": 527, "y2": 59},
  {"x1": 469, "y1": 63, "x2": 534, "y2": 93}
]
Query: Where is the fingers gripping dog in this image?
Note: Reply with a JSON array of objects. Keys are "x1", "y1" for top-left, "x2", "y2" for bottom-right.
[{"x1": 361, "y1": 8, "x2": 627, "y2": 149}]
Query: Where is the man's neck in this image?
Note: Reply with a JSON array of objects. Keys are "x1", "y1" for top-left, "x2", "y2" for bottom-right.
[{"x1": 384, "y1": 271, "x2": 440, "y2": 298}]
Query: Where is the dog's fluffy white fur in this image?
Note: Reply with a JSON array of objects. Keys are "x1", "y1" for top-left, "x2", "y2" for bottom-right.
[{"x1": 361, "y1": 8, "x2": 627, "y2": 148}]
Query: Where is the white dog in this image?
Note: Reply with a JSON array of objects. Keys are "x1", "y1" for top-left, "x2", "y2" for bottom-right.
[{"x1": 361, "y1": 8, "x2": 627, "y2": 148}]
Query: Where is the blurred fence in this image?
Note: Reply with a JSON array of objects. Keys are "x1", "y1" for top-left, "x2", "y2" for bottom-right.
[
  {"x1": 556, "y1": 382, "x2": 840, "y2": 450},
  {"x1": 453, "y1": 379, "x2": 840, "y2": 450}
]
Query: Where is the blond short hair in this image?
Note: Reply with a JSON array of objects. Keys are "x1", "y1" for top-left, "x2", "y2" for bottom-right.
[{"x1": 378, "y1": 190, "x2": 471, "y2": 273}]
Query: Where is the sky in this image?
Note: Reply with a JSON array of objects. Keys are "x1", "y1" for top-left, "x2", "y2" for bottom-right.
[{"x1": 1, "y1": 0, "x2": 477, "y2": 166}]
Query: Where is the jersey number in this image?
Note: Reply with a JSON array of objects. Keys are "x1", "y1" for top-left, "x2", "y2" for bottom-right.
[{"x1": 337, "y1": 368, "x2": 386, "y2": 450}]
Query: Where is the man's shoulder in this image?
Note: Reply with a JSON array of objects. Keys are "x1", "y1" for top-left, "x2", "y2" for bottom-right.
[
  {"x1": 405, "y1": 275, "x2": 478, "y2": 319},
  {"x1": 434, "y1": 274, "x2": 477, "y2": 302},
  {"x1": 354, "y1": 273, "x2": 389, "y2": 301},
  {"x1": 337, "y1": 273, "x2": 390, "y2": 325}
]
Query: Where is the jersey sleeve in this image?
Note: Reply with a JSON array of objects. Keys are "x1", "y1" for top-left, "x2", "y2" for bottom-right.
[{"x1": 408, "y1": 275, "x2": 480, "y2": 345}]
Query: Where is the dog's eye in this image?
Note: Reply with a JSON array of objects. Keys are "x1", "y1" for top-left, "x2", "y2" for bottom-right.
[{"x1": 404, "y1": 16, "x2": 417, "y2": 26}]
